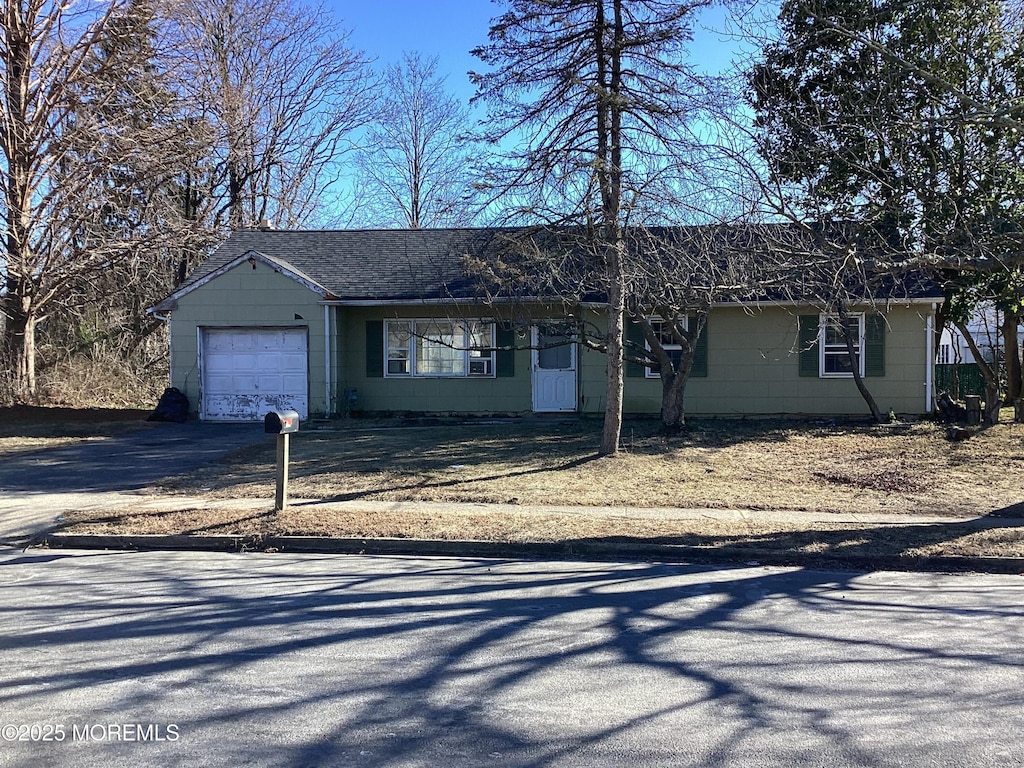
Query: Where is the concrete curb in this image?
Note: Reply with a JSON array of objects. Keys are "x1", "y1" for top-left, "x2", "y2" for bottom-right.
[{"x1": 31, "y1": 533, "x2": 1024, "y2": 575}]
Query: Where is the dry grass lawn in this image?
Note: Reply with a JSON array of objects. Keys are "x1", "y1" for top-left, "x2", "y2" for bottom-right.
[
  {"x1": 41, "y1": 412, "x2": 1024, "y2": 562},
  {"x1": 157, "y1": 416, "x2": 1024, "y2": 517},
  {"x1": 63, "y1": 504, "x2": 1024, "y2": 560}
]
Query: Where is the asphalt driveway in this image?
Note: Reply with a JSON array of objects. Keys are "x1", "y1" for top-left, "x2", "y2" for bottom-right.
[
  {"x1": 0, "y1": 422, "x2": 267, "y2": 543},
  {"x1": 0, "y1": 422, "x2": 266, "y2": 493}
]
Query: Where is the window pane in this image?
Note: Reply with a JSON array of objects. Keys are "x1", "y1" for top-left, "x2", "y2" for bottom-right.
[
  {"x1": 824, "y1": 318, "x2": 859, "y2": 346},
  {"x1": 388, "y1": 325, "x2": 411, "y2": 348},
  {"x1": 646, "y1": 319, "x2": 685, "y2": 377},
  {"x1": 467, "y1": 322, "x2": 494, "y2": 376},
  {"x1": 651, "y1": 318, "x2": 687, "y2": 346},
  {"x1": 386, "y1": 323, "x2": 411, "y2": 375},
  {"x1": 823, "y1": 352, "x2": 854, "y2": 374},
  {"x1": 537, "y1": 324, "x2": 572, "y2": 370},
  {"x1": 538, "y1": 344, "x2": 570, "y2": 370},
  {"x1": 647, "y1": 349, "x2": 684, "y2": 377},
  {"x1": 467, "y1": 322, "x2": 491, "y2": 357},
  {"x1": 822, "y1": 315, "x2": 860, "y2": 375},
  {"x1": 415, "y1": 321, "x2": 464, "y2": 375}
]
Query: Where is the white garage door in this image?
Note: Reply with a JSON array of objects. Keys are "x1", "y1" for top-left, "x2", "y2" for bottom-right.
[{"x1": 201, "y1": 328, "x2": 309, "y2": 421}]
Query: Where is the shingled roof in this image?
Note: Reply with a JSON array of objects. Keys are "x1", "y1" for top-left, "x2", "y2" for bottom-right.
[
  {"x1": 174, "y1": 228, "x2": 506, "y2": 301},
  {"x1": 154, "y1": 226, "x2": 942, "y2": 311}
]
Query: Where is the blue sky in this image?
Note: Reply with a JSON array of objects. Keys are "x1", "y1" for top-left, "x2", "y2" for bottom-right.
[
  {"x1": 328, "y1": 0, "x2": 742, "y2": 106},
  {"x1": 328, "y1": 0, "x2": 498, "y2": 104}
]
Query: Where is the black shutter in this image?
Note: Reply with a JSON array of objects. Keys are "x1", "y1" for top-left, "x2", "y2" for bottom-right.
[
  {"x1": 495, "y1": 324, "x2": 515, "y2": 377},
  {"x1": 626, "y1": 320, "x2": 647, "y2": 378},
  {"x1": 366, "y1": 320, "x2": 383, "y2": 378},
  {"x1": 691, "y1": 318, "x2": 708, "y2": 378},
  {"x1": 865, "y1": 313, "x2": 886, "y2": 377},
  {"x1": 798, "y1": 315, "x2": 820, "y2": 377}
]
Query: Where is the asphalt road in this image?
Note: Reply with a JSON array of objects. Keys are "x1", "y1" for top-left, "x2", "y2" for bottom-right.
[{"x1": 1, "y1": 550, "x2": 1022, "y2": 767}]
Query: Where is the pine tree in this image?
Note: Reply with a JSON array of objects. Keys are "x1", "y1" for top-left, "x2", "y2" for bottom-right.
[{"x1": 471, "y1": 0, "x2": 712, "y2": 452}]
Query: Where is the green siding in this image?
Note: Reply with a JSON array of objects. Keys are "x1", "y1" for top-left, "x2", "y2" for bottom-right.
[
  {"x1": 342, "y1": 305, "x2": 931, "y2": 416},
  {"x1": 340, "y1": 307, "x2": 533, "y2": 414},
  {"x1": 170, "y1": 282, "x2": 933, "y2": 419},
  {"x1": 167, "y1": 259, "x2": 329, "y2": 418},
  {"x1": 622, "y1": 305, "x2": 931, "y2": 417}
]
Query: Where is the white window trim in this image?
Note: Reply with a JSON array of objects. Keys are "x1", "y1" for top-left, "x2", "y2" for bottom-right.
[
  {"x1": 384, "y1": 319, "x2": 496, "y2": 378},
  {"x1": 819, "y1": 312, "x2": 865, "y2": 378},
  {"x1": 644, "y1": 316, "x2": 689, "y2": 379}
]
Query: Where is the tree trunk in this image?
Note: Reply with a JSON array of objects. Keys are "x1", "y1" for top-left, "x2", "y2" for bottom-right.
[
  {"x1": 1001, "y1": 309, "x2": 1021, "y2": 403},
  {"x1": 228, "y1": 156, "x2": 244, "y2": 230},
  {"x1": 955, "y1": 319, "x2": 1001, "y2": 424},
  {"x1": 600, "y1": 240, "x2": 625, "y2": 456},
  {"x1": 838, "y1": 303, "x2": 884, "y2": 423},
  {"x1": 3, "y1": 2, "x2": 35, "y2": 401},
  {"x1": 660, "y1": 368, "x2": 689, "y2": 432},
  {"x1": 596, "y1": 0, "x2": 625, "y2": 457},
  {"x1": 2, "y1": 294, "x2": 37, "y2": 401},
  {"x1": 659, "y1": 319, "x2": 701, "y2": 433}
]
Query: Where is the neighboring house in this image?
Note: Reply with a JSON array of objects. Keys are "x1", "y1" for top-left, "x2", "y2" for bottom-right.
[
  {"x1": 938, "y1": 305, "x2": 1024, "y2": 365},
  {"x1": 935, "y1": 304, "x2": 1024, "y2": 399},
  {"x1": 149, "y1": 228, "x2": 943, "y2": 421}
]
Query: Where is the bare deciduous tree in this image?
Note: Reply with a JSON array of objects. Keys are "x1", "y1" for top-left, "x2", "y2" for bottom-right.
[
  {"x1": 51, "y1": 0, "x2": 213, "y2": 340},
  {"x1": 159, "y1": 0, "x2": 376, "y2": 230},
  {"x1": 0, "y1": 0, "x2": 160, "y2": 400},
  {"x1": 354, "y1": 52, "x2": 480, "y2": 229}
]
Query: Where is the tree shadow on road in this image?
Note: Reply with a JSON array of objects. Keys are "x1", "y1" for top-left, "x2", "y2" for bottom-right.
[{"x1": 1, "y1": 551, "x2": 1022, "y2": 766}]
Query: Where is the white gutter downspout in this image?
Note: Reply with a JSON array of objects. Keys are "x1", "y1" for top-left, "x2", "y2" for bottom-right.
[
  {"x1": 324, "y1": 304, "x2": 332, "y2": 417},
  {"x1": 925, "y1": 303, "x2": 936, "y2": 413}
]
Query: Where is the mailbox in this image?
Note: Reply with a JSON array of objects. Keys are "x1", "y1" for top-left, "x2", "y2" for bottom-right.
[{"x1": 264, "y1": 410, "x2": 300, "y2": 434}]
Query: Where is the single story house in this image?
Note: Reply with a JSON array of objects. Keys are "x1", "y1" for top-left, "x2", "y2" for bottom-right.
[{"x1": 149, "y1": 227, "x2": 943, "y2": 421}]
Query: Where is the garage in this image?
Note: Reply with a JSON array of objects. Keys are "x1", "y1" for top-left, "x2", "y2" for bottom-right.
[{"x1": 201, "y1": 327, "x2": 309, "y2": 421}]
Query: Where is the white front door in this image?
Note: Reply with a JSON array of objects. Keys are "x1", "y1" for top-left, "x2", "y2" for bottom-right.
[
  {"x1": 201, "y1": 327, "x2": 309, "y2": 421},
  {"x1": 532, "y1": 324, "x2": 577, "y2": 412}
]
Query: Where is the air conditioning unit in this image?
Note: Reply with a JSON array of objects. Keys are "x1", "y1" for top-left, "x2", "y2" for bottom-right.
[{"x1": 469, "y1": 359, "x2": 492, "y2": 376}]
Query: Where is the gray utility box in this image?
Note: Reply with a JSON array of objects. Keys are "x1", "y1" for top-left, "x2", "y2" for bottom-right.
[{"x1": 265, "y1": 410, "x2": 300, "y2": 434}]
